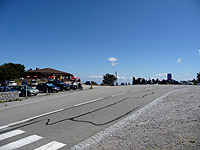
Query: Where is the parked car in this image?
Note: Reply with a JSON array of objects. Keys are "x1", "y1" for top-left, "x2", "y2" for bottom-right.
[
  {"x1": 48, "y1": 81, "x2": 70, "y2": 91},
  {"x1": 8, "y1": 81, "x2": 17, "y2": 86},
  {"x1": 1, "y1": 80, "x2": 9, "y2": 86},
  {"x1": 85, "y1": 81, "x2": 91, "y2": 85},
  {"x1": 36, "y1": 83, "x2": 60, "y2": 93},
  {"x1": 110, "y1": 83, "x2": 115, "y2": 86},
  {"x1": 22, "y1": 80, "x2": 28, "y2": 85},
  {"x1": 0, "y1": 86, "x2": 21, "y2": 95},
  {"x1": 11, "y1": 85, "x2": 39, "y2": 97},
  {"x1": 180, "y1": 81, "x2": 191, "y2": 85},
  {"x1": 30, "y1": 80, "x2": 38, "y2": 86},
  {"x1": 48, "y1": 78, "x2": 54, "y2": 82}
]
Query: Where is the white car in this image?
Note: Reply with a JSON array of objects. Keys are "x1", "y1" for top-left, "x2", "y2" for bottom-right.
[
  {"x1": 30, "y1": 80, "x2": 38, "y2": 86},
  {"x1": 8, "y1": 81, "x2": 17, "y2": 86}
]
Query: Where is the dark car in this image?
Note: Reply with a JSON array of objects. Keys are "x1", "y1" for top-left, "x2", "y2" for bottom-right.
[
  {"x1": 85, "y1": 81, "x2": 91, "y2": 85},
  {"x1": 36, "y1": 83, "x2": 60, "y2": 93},
  {"x1": 11, "y1": 85, "x2": 39, "y2": 97},
  {"x1": 0, "y1": 86, "x2": 21, "y2": 95},
  {"x1": 1, "y1": 80, "x2": 9, "y2": 86},
  {"x1": 48, "y1": 81, "x2": 70, "y2": 91},
  {"x1": 121, "y1": 82, "x2": 125, "y2": 86}
]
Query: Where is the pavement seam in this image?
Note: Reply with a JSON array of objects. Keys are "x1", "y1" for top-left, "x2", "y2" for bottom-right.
[{"x1": 69, "y1": 88, "x2": 189, "y2": 150}]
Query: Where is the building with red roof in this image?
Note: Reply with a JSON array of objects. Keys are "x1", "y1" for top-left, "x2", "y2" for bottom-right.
[{"x1": 25, "y1": 68, "x2": 73, "y2": 81}]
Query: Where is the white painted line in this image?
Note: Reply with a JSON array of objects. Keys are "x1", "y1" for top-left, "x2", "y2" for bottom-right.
[
  {"x1": 0, "y1": 126, "x2": 9, "y2": 130},
  {"x1": 0, "y1": 89, "x2": 143, "y2": 131},
  {"x1": 0, "y1": 130, "x2": 25, "y2": 141},
  {"x1": 34, "y1": 141, "x2": 66, "y2": 150},
  {"x1": 130, "y1": 89, "x2": 141, "y2": 93},
  {"x1": 112, "y1": 92, "x2": 126, "y2": 97},
  {"x1": 74, "y1": 98, "x2": 103, "y2": 107},
  {"x1": 0, "y1": 135, "x2": 43, "y2": 150},
  {"x1": 0, "y1": 88, "x2": 98, "y2": 111},
  {"x1": 69, "y1": 89, "x2": 186, "y2": 150},
  {"x1": 0, "y1": 108, "x2": 65, "y2": 131}
]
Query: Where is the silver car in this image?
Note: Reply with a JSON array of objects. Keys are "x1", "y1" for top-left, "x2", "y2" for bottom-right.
[{"x1": 30, "y1": 80, "x2": 38, "y2": 86}]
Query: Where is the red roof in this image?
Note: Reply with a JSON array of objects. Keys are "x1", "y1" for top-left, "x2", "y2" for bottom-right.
[{"x1": 26, "y1": 68, "x2": 73, "y2": 76}]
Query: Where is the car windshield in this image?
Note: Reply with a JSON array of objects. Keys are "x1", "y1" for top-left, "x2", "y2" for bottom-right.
[
  {"x1": 59, "y1": 82, "x2": 65, "y2": 85},
  {"x1": 0, "y1": 87, "x2": 4, "y2": 91},
  {"x1": 31, "y1": 80, "x2": 37, "y2": 83},
  {"x1": 46, "y1": 83, "x2": 54, "y2": 87},
  {"x1": 21, "y1": 86, "x2": 33, "y2": 89},
  {"x1": 6, "y1": 86, "x2": 11, "y2": 90},
  {"x1": 1, "y1": 86, "x2": 11, "y2": 91}
]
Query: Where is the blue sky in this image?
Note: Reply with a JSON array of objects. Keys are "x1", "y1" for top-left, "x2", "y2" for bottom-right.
[{"x1": 0, "y1": 0, "x2": 200, "y2": 83}]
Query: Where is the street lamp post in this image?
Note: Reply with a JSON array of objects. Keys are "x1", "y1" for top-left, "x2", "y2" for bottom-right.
[{"x1": 115, "y1": 71, "x2": 118, "y2": 86}]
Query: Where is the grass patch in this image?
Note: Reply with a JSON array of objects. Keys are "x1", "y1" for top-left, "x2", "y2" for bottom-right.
[{"x1": 0, "y1": 99, "x2": 22, "y2": 103}]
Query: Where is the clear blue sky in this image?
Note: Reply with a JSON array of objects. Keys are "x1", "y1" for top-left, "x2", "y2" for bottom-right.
[{"x1": 0, "y1": 0, "x2": 200, "y2": 83}]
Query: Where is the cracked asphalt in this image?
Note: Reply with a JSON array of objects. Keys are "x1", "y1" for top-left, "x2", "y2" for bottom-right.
[
  {"x1": 85, "y1": 87, "x2": 200, "y2": 150},
  {"x1": 1, "y1": 85, "x2": 199, "y2": 150}
]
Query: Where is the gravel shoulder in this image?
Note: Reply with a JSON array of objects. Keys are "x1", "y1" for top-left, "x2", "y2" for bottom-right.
[{"x1": 75, "y1": 87, "x2": 200, "y2": 150}]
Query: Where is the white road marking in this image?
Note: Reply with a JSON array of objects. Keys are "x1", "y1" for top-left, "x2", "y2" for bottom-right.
[
  {"x1": 130, "y1": 89, "x2": 141, "y2": 93},
  {"x1": 74, "y1": 98, "x2": 103, "y2": 107},
  {"x1": 0, "y1": 126, "x2": 9, "y2": 130},
  {"x1": 112, "y1": 92, "x2": 126, "y2": 97},
  {"x1": 0, "y1": 135, "x2": 43, "y2": 150},
  {"x1": 34, "y1": 141, "x2": 66, "y2": 150},
  {"x1": 0, "y1": 130, "x2": 25, "y2": 141},
  {"x1": 0, "y1": 89, "x2": 142, "y2": 131},
  {"x1": 0, "y1": 108, "x2": 65, "y2": 131},
  {"x1": 0, "y1": 89, "x2": 98, "y2": 111}
]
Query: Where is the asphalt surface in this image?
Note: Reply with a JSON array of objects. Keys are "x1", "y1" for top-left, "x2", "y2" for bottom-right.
[
  {"x1": 0, "y1": 85, "x2": 190, "y2": 150},
  {"x1": 84, "y1": 86, "x2": 200, "y2": 150}
]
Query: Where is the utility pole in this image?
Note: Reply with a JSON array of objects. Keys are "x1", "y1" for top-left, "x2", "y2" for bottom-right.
[
  {"x1": 25, "y1": 85, "x2": 27, "y2": 98},
  {"x1": 115, "y1": 71, "x2": 118, "y2": 86}
]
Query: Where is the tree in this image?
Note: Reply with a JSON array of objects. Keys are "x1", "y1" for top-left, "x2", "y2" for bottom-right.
[
  {"x1": 152, "y1": 79, "x2": 156, "y2": 84},
  {"x1": 132, "y1": 77, "x2": 136, "y2": 85},
  {"x1": 102, "y1": 73, "x2": 117, "y2": 85},
  {"x1": 0, "y1": 63, "x2": 25, "y2": 81},
  {"x1": 197, "y1": 72, "x2": 200, "y2": 82}
]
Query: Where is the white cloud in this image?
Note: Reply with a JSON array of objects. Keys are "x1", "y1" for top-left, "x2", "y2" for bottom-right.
[
  {"x1": 88, "y1": 75, "x2": 103, "y2": 79},
  {"x1": 155, "y1": 73, "x2": 167, "y2": 77},
  {"x1": 111, "y1": 62, "x2": 117, "y2": 66},
  {"x1": 199, "y1": 49, "x2": 200, "y2": 55},
  {"x1": 185, "y1": 73, "x2": 189, "y2": 76},
  {"x1": 108, "y1": 57, "x2": 118, "y2": 66},
  {"x1": 117, "y1": 76, "x2": 133, "y2": 80},
  {"x1": 108, "y1": 57, "x2": 118, "y2": 62},
  {"x1": 176, "y1": 58, "x2": 182, "y2": 64},
  {"x1": 117, "y1": 76, "x2": 126, "y2": 79}
]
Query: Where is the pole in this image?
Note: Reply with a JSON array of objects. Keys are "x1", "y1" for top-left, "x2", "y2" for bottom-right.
[
  {"x1": 25, "y1": 85, "x2": 27, "y2": 98},
  {"x1": 90, "y1": 81, "x2": 93, "y2": 89},
  {"x1": 115, "y1": 71, "x2": 118, "y2": 86}
]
